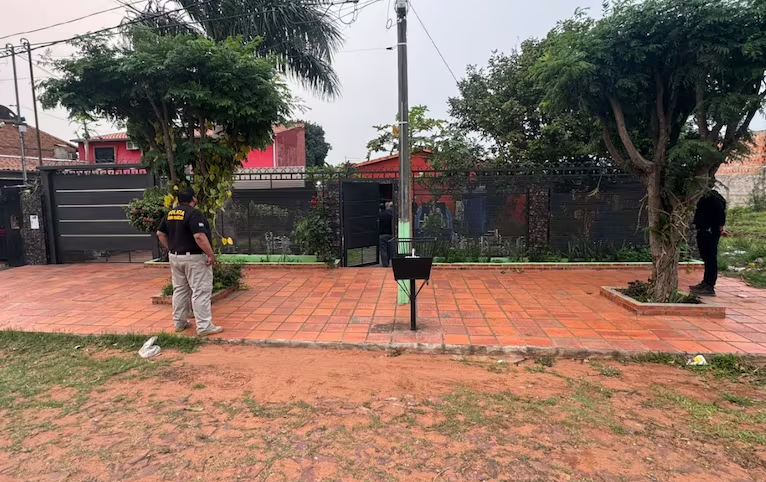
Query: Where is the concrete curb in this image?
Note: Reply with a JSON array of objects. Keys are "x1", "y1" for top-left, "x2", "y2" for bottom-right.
[{"x1": 199, "y1": 336, "x2": 766, "y2": 362}]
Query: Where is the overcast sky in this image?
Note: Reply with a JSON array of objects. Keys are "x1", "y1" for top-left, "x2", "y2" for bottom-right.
[{"x1": 2, "y1": 0, "x2": 764, "y2": 164}]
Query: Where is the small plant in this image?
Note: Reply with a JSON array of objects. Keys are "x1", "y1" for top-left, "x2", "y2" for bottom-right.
[
  {"x1": 291, "y1": 195, "x2": 337, "y2": 265},
  {"x1": 536, "y1": 355, "x2": 555, "y2": 367},
  {"x1": 125, "y1": 187, "x2": 170, "y2": 233},
  {"x1": 161, "y1": 281, "x2": 174, "y2": 297},
  {"x1": 212, "y1": 262, "x2": 245, "y2": 292},
  {"x1": 590, "y1": 361, "x2": 622, "y2": 378},
  {"x1": 722, "y1": 392, "x2": 754, "y2": 407}
]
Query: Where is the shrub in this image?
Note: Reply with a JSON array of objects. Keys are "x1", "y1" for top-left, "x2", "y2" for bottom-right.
[
  {"x1": 125, "y1": 187, "x2": 170, "y2": 233},
  {"x1": 291, "y1": 195, "x2": 336, "y2": 264}
]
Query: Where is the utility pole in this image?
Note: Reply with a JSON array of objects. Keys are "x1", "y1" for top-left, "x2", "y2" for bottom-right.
[
  {"x1": 395, "y1": 0, "x2": 411, "y2": 305},
  {"x1": 5, "y1": 43, "x2": 28, "y2": 183},
  {"x1": 21, "y1": 39, "x2": 44, "y2": 168}
]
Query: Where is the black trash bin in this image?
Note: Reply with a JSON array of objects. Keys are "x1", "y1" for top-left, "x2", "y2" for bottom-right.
[{"x1": 391, "y1": 237, "x2": 438, "y2": 330}]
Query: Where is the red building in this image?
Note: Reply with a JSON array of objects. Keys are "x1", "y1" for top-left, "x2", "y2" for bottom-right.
[{"x1": 74, "y1": 124, "x2": 306, "y2": 168}]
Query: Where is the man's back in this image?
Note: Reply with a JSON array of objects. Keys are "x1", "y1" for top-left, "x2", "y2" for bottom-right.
[
  {"x1": 694, "y1": 191, "x2": 727, "y2": 230},
  {"x1": 378, "y1": 210, "x2": 393, "y2": 236},
  {"x1": 161, "y1": 204, "x2": 210, "y2": 253}
]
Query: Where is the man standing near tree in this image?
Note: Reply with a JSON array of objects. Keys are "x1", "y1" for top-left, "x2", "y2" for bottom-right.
[
  {"x1": 157, "y1": 187, "x2": 224, "y2": 335},
  {"x1": 690, "y1": 187, "x2": 727, "y2": 297}
]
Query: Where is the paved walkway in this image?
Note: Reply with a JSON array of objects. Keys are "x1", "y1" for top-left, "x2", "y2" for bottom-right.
[{"x1": 1, "y1": 264, "x2": 766, "y2": 355}]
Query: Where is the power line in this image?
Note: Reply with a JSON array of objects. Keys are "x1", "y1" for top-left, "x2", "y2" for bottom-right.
[
  {"x1": 408, "y1": 1, "x2": 459, "y2": 85},
  {"x1": 1, "y1": 0, "x2": 220, "y2": 57},
  {"x1": 0, "y1": 0, "x2": 147, "y2": 42},
  {"x1": 1, "y1": 0, "x2": 368, "y2": 60}
]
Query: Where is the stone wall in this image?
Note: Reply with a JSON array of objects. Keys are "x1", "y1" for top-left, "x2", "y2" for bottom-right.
[
  {"x1": 717, "y1": 131, "x2": 766, "y2": 208},
  {"x1": 718, "y1": 168, "x2": 766, "y2": 208},
  {"x1": 20, "y1": 182, "x2": 47, "y2": 265}
]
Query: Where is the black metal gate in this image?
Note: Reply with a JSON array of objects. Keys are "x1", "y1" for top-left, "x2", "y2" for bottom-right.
[
  {"x1": 41, "y1": 165, "x2": 158, "y2": 264},
  {"x1": 341, "y1": 181, "x2": 380, "y2": 267},
  {"x1": 0, "y1": 183, "x2": 24, "y2": 267}
]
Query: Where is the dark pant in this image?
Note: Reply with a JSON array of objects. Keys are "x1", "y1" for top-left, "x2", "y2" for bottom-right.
[
  {"x1": 697, "y1": 229, "x2": 721, "y2": 287},
  {"x1": 379, "y1": 234, "x2": 393, "y2": 267}
]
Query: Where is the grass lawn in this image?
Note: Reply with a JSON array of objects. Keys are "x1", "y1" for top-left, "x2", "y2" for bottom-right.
[
  {"x1": 720, "y1": 208, "x2": 766, "y2": 288},
  {"x1": 1, "y1": 331, "x2": 766, "y2": 481}
]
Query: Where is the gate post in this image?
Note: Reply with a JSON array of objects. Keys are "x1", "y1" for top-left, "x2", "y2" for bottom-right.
[{"x1": 20, "y1": 180, "x2": 47, "y2": 265}]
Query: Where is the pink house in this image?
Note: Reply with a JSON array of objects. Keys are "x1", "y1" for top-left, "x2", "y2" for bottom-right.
[{"x1": 74, "y1": 124, "x2": 306, "y2": 168}]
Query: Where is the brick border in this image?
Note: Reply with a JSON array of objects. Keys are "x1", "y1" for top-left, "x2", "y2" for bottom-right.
[
  {"x1": 200, "y1": 337, "x2": 765, "y2": 361},
  {"x1": 434, "y1": 262, "x2": 704, "y2": 271},
  {"x1": 600, "y1": 286, "x2": 726, "y2": 318},
  {"x1": 151, "y1": 286, "x2": 237, "y2": 305},
  {"x1": 144, "y1": 260, "x2": 337, "y2": 270}
]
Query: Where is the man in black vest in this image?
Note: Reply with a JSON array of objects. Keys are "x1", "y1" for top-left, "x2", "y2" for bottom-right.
[
  {"x1": 378, "y1": 203, "x2": 394, "y2": 267},
  {"x1": 690, "y1": 188, "x2": 727, "y2": 297},
  {"x1": 157, "y1": 187, "x2": 224, "y2": 335}
]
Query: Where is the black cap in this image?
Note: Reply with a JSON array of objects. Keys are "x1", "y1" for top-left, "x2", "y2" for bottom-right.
[{"x1": 177, "y1": 187, "x2": 195, "y2": 204}]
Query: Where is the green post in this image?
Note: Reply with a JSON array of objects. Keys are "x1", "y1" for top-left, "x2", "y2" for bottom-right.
[{"x1": 396, "y1": 223, "x2": 411, "y2": 304}]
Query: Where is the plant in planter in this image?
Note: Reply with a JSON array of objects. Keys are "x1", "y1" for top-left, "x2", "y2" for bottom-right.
[
  {"x1": 618, "y1": 280, "x2": 701, "y2": 305},
  {"x1": 292, "y1": 195, "x2": 337, "y2": 265}
]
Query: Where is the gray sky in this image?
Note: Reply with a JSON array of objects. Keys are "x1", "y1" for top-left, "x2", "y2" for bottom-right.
[{"x1": 2, "y1": 0, "x2": 764, "y2": 164}]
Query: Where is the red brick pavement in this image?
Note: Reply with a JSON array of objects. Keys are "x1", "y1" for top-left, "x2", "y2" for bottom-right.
[{"x1": 2, "y1": 264, "x2": 766, "y2": 355}]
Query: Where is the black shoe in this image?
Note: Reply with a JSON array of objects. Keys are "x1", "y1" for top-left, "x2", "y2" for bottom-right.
[
  {"x1": 689, "y1": 282, "x2": 706, "y2": 291},
  {"x1": 690, "y1": 284, "x2": 716, "y2": 297}
]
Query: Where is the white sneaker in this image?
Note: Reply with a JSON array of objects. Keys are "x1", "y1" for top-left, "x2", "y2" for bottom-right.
[{"x1": 197, "y1": 325, "x2": 224, "y2": 336}]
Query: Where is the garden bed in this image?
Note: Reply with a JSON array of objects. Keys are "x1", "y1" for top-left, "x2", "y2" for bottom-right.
[
  {"x1": 151, "y1": 286, "x2": 237, "y2": 305},
  {"x1": 600, "y1": 286, "x2": 725, "y2": 318},
  {"x1": 145, "y1": 254, "x2": 337, "y2": 269}
]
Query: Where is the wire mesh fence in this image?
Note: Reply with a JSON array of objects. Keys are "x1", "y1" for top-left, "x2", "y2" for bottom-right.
[{"x1": 214, "y1": 165, "x2": 649, "y2": 260}]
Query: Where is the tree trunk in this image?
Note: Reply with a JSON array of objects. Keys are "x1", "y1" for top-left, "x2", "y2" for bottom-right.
[{"x1": 646, "y1": 171, "x2": 681, "y2": 301}]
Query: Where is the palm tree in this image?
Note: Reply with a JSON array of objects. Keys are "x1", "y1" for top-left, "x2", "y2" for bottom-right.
[{"x1": 127, "y1": 0, "x2": 343, "y2": 98}]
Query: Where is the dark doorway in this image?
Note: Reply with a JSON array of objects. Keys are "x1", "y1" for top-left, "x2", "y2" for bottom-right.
[{"x1": 341, "y1": 181, "x2": 380, "y2": 267}]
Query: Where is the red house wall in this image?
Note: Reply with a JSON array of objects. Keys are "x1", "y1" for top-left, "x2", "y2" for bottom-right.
[
  {"x1": 242, "y1": 145, "x2": 275, "y2": 168},
  {"x1": 78, "y1": 141, "x2": 141, "y2": 164}
]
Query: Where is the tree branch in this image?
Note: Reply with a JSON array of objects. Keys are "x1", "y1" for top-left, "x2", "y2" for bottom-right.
[
  {"x1": 654, "y1": 73, "x2": 670, "y2": 164},
  {"x1": 144, "y1": 84, "x2": 177, "y2": 185},
  {"x1": 608, "y1": 96, "x2": 653, "y2": 172},
  {"x1": 197, "y1": 116, "x2": 208, "y2": 177},
  {"x1": 695, "y1": 80, "x2": 709, "y2": 139},
  {"x1": 601, "y1": 124, "x2": 629, "y2": 171}
]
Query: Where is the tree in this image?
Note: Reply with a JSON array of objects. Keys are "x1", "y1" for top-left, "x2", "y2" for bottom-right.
[
  {"x1": 131, "y1": 0, "x2": 343, "y2": 98},
  {"x1": 40, "y1": 28, "x2": 292, "y2": 227},
  {"x1": 366, "y1": 105, "x2": 446, "y2": 158},
  {"x1": 300, "y1": 120, "x2": 331, "y2": 168},
  {"x1": 449, "y1": 39, "x2": 600, "y2": 166},
  {"x1": 535, "y1": 0, "x2": 766, "y2": 300}
]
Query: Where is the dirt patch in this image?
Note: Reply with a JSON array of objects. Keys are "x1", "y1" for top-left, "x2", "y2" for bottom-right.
[{"x1": 1, "y1": 345, "x2": 766, "y2": 481}]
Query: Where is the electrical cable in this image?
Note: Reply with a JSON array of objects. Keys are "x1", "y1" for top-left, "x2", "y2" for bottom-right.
[
  {"x1": 1, "y1": 0, "x2": 375, "y2": 60},
  {"x1": 0, "y1": 0, "x2": 147, "y2": 42},
  {"x1": 408, "y1": 1, "x2": 459, "y2": 85}
]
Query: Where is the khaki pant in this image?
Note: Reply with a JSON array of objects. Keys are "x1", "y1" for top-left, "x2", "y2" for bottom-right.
[{"x1": 169, "y1": 253, "x2": 213, "y2": 332}]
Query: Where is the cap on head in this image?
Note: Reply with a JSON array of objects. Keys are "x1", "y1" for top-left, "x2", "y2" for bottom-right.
[{"x1": 177, "y1": 187, "x2": 196, "y2": 204}]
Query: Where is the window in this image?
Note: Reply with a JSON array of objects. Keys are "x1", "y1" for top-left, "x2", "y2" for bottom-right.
[
  {"x1": 126, "y1": 140, "x2": 139, "y2": 150},
  {"x1": 94, "y1": 147, "x2": 115, "y2": 163}
]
